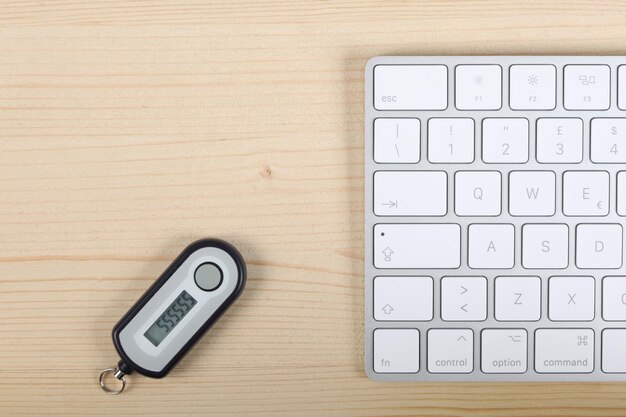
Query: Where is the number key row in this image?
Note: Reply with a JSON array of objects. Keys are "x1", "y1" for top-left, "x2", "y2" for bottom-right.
[{"x1": 374, "y1": 117, "x2": 626, "y2": 164}]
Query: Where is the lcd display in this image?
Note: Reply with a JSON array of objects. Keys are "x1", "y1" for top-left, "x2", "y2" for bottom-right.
[{"x1": 144, "y1": 290, "x2": 197, "y2": 347}]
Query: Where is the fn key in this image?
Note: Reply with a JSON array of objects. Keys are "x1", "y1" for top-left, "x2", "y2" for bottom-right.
[{"x1": 374, "y1": 329, "x2": 419, "y2": 373}]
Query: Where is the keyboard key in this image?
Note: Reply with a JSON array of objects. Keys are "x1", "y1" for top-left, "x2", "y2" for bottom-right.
[
  {"x1": 427, "y1": 329, "x2": 473, "y2": 373},
  {"x1": 619, "y1": 65, "x2": 626, "y2": 110},
  {"x1": 374, "y1": 65, "x2": 447, "y2": 110},
  {"x1": 602, "y1": 277, "x2": 626, "y2": 321},
  {"x1": 373, "y1": 171, "x2": 447, "y2": 216},
  {"x1": 428, "y1": 118, "x2": 474, "y2": 163},
  {"x1": 591, "y1": 118, "x2": 626, "y2": 163},
  {"x1": 455, "y1": 65, "x2": 502, "y2": 110},
  {"x1": 548, "y1": 276, "x2": 595, "y2": 321},
  {"x1": 441, "y1": 276, "x2": 487, "y2": 321},
  {"x1": 482, "y1": 118, "x2": 529, "y2": 163},
  {"x1": 373, "y1": 328, "x2": 419, "y2": 373},
  {"x1": 374, "y1": 276, "x2": 433, "y2": 321},
  {"x1": 522, "y1": 224, "x2": 568, "y2": 269},
  {"x1": 564, "y1": 65, "x2": 610, "y2": 110},
  {"x1": 495, "y1": 276, "x2": 541, "y2": 321},
  {"x1": 563, "y1": 171, "x2": 609, "y2": 216},
  {"x1": 468, "y1": 224, "x2": 514, "y2": 269},
  {"x1": 509, "y1": 171, "x2": 556, "y2": 216},
  {"x1": 602, "y1": 329, "x2": 626, "y2": 372},
  {"x1": 481, "y1": 329, "x2": 527, "y2": 373},
  {"x1": 576, "y1": 224, "x2": 623, "y2": 269},
  {"x1": 454, "y1": 171, "x2": 501, "y2": 216},
  {"x1": 374, "y1": 118, "x2": 420, "y2": 163},
  {"x1": 535, "y1": 329, "x2": 594, "y2": 373},
  {"x1": 618, "y1": 172, "x2": 626, "y2": 216},
  {"x1": 536, "y1": 118, "x2": 583, "y2": 163},
  {"x1": 374, "y1": 224, "x2": 461, "y2": 269},
  {"x1": 509, "y1": 65, "x2": 556, "y2": 110}
]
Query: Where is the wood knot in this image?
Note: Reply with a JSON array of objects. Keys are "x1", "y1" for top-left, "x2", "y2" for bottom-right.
[{"x1": 260, "y1": 165, "x2": 272, "y2": 178}]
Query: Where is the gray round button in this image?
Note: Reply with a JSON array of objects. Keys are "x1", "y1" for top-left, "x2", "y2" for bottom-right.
[{"x1": 194, "y1": 262, "x2": 223, "y2": 291}]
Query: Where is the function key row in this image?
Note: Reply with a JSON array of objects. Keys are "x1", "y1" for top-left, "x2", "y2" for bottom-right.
[
  {"x1": 374, "y1": 64, "x2": 625, "y2": 111},
  {"x1": 374, "y1": 117, "x2": 626, "y2": 164}
]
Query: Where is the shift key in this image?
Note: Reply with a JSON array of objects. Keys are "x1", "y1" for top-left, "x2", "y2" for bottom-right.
[{"x1": 374, "y1": 224, "x2": 461, "y2": 269}]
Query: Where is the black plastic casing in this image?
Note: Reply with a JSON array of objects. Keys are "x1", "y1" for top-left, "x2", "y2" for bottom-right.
[{"x1": 111, "y1": 238, "x2": 246, "y2": 378}]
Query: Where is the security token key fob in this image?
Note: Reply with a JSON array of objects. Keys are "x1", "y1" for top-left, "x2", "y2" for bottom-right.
[{"x1": 108, "y1": 239, "x2": 246, "y2": 383}]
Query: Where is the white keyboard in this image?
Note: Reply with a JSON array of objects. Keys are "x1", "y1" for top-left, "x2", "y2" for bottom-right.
[{"x1": 364, "y1": 56, "x2": 626, "y2": 381}]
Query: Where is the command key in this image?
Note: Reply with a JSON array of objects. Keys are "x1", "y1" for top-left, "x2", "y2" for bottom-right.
[{"x1": 535, "y1": 328, "x2": 594, "y2": 373}]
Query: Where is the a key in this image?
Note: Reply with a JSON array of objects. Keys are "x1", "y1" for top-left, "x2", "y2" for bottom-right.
[
  {"x1": 601, "y1": 276, "x2": 626, "y2": 321},
  {"x1": 576, "y1": 224, "x2": 623, "y2": 269},
  {"x1": 427, "y1": 329, "x2": 473, "y2": 373},
  {"x1": 374, "y1": 118, "x2": 420, "y2": 163},
  {"x1": 373, "y1": 224, "x2": 461, "y2": 269},
  {"x1": 509, "y1": 171, "x2": 556, "y2": 216},
  {"x1": 509, "y1": 65, "x2": 556, "y2": 110},
  {"x1": 468, "y1": 224, "x2": 514, "y2": 269},
  {"x1": 455, "y1": 65, "x2": 502, "y2": 110},
  {"x1": 428, "y1": 118, "x2": 474, "y2": 163},
  {"x1": 481, "y1": 329, "x2": 527, "y2": 373},
  {"x1": 374, "y1": 65, "x2": 447, "y2": 110},
  {"x1": 482, "y1": 118, "x2": 529, "y2": 163},
  {"x1": 494, "y1": 276, "x2": 541, "y2": 321},
  {"x1": 441, "y1": 276, "x2": 487, "y2": 321},
  {"x1": 454, "y1": 171, "x2": 501, "y2": 216},
  {"x1": 564, "y1": 65, "x2": 610, "y2": 110},
  {"x1": 548, "y1": 276, "x2": 595, "y2": 321},
  {"x1": 536, "y1": 118, "x2": 583, "y2": 163},
  {"x1": 535, "y1": 328, "x2": 594, "y2": 373},
  {"x1": 373, "y1": 171, "x2": 447, "y2": 216},
  {"x1": 373, "y1": 328, "x2": 420, "y2": 373},
  {"x1": 373, "y1": 276, "x2": 433, "y2": 321},
  {"x1": 563, "y1": 171, "x2": 609, "y2": 216},
  {"x1": 591, "y1": 118, "x2": 626, "y2": 163},
  {"x1": 602, "y1": 329, "x2": 626, "y2": 373},
  {"x1": 522, "y1": 224, "x2": 568, "y2": 269}
]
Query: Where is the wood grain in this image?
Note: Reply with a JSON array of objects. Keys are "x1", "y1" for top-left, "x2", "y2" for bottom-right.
[{"x1": 2, "y1": 1, "x2": 626, "y2": 415}]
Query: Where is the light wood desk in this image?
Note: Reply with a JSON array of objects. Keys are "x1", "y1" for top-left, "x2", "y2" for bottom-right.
[{"x1": 2, "y1": 1, "x2": 626, "y2": 415}]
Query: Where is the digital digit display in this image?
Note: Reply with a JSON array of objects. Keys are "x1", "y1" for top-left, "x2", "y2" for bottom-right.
[{"x1": 144, "y1": 290, "x2": 197, "y2": 347}]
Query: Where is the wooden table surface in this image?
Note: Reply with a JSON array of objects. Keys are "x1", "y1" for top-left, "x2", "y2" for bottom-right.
[{"x1": 2, "y1": 1, "x2": 626, "y2": 415}]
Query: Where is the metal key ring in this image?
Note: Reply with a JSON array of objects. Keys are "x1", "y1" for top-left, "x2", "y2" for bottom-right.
[{"x1": 99, "y1": 368, "x2": 126, "y2": 395}]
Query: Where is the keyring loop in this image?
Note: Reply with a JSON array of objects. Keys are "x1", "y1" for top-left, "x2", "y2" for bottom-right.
[{"x1": 99, "y1": 368, "x2": 126, "y2": 395}]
